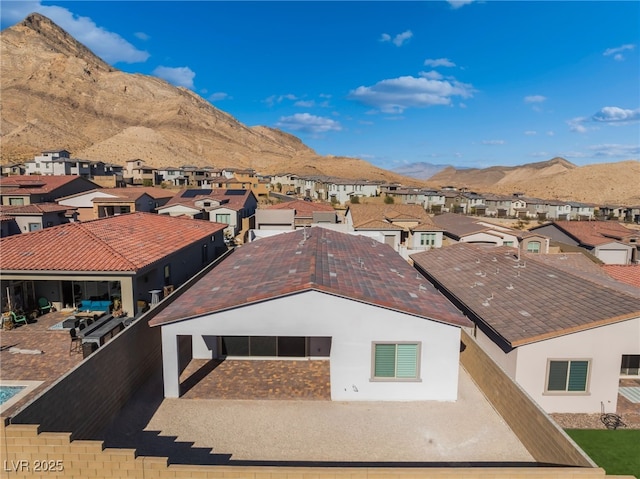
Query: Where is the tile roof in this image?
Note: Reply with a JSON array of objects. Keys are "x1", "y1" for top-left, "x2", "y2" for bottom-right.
[
  {"x1": 149, "y1": 228, "x2": 470, "y2": 328},
  {"x1": 264, "y1": 200, "x2": 335, "y2": 217},
  {"x1": 94, "y1": 187, "x2": 175, "y2": 200},
  {"x1": 543, "y1": 221, "x2": 638, "y2": 247},
  {"x1": 0, "y1": 175, "x2": 96, "y2": 195},
  {"x1": 164, "y1": 188, "x2": 253, "y2": 211},
  {"x1": 412, "y1": 243, "x2": 640, "y2": 347},
  {"x1": 602, "y1": 265, "x2": 640, "y2": 289},
  {"x1": 348, "y1": 204, "x2": 439, "y2": 231},
  {"x1": 431, "y1": 213, "x2": 491, "y2": 237},
  {"x1": 0, "y1": 202, "x2": 73, "y2": 214},
  {"x1": 0, "y1": 212, "x2": 226, "y2": 272}
]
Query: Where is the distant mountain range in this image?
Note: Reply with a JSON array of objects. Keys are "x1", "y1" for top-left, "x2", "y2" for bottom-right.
[{"x1": 1, "y1": 13, "x2": 638, "y2": 205}]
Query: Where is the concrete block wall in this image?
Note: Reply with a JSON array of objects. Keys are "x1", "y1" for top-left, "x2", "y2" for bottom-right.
[
  {"x1": 0, "y1": 423, "x2": 613, "y2": 479},
  {"x1": 459, "y1": 330, "x2": 595, "y2": 468}
]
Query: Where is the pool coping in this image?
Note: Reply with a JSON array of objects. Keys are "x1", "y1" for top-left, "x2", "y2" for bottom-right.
[{"x1": 0, "y1": 380, "x2": 44, "y2": 414}]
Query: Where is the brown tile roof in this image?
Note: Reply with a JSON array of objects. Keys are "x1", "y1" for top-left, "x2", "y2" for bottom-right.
[
  {"x1": 412, "y1": 243, "x2": 640, "y2": 347},
  {"x1": 348, "y1": 204, "x2": 439, "y2": 231},
  {"x1": 0, "y1": 175, "x2": 97, "y2": 195},
  {"x1": 549, "y1": 221, "x2": 638, "y2": 247},
  {"x1": 432, "y1": 213, "x2": 491, "y2": 237},
  {"x1": 93, "y1": 186, "x2": 174, "y2": 201},
  {"x1": 149, "y1": 228, "x2": 470, "y2": 328},
  {"x1": 164, "y1": 189, "x2": 253, "y2": 211},
  {"x1": 602, "y1": 265, "x2": 640, "y2": 289},
  {"x1": 264, "y1": 200, "x2": 335, "y2": 217},
  {"x1": 0, "y1": 212, "x2": 226, "y2": 272}
]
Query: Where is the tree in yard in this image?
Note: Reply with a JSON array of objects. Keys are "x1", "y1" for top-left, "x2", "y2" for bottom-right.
[{"x1": 384, "y1": 195, "x2": 394, "y2": 204}]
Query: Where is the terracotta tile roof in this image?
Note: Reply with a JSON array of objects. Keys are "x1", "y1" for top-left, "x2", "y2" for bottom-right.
[
  {"x1": 0, "y1": 202, "x2": 73, "y2": 214},
  {"x1": 412, "y1": 243, "x2": 640, "y2": 347},
  {"x1": 149, "y1": 228, "x2": 470, "y2": 328},
  {"x1": 0, "y1": 212, "x2": 226, "y2": 272},
  {"x1": 602, "y1": 265, "x2": 640, "y2": 289},
  {"x1": 264, "y1": 200, "x2": 335, "y2": 217},
  {"x1": 0, "y1": 175, "x2": 97, "y2": 195},
  {"x1": 548, "y1": 221, "x2": 638, "y2": 247}
]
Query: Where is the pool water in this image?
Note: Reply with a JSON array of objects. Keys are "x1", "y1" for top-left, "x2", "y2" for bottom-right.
[{"x1": 0, "y1": 386, "x2": 26, "y2": 404}]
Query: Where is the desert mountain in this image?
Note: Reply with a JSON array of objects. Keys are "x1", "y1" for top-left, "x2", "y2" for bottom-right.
[
  {"x1": 0, "y1": 13, "x2": 422, "y2": 184},
  {"x1": 425, "y1": 157, "x2": 640, "y2": 205}
]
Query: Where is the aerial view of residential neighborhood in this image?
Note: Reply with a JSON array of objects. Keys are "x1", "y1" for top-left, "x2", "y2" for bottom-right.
[{"x1": 0, "y1": 1, "x2": 639, "y2": 478}]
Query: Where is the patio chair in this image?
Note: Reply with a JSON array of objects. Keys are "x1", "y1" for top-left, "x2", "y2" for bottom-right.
[
  {"x1": 69, "y1": 328, "x2": 82, "y2": 354},
  {"x1": 10, "y1": 311, "x2": 28, "y2": 327},
  {"x1": 38, "y1": 297, "x2": 52, "y2": 315}
]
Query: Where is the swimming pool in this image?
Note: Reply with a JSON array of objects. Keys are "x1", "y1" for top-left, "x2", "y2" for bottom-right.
[{"x1": 0, "y1": 385, "x2": 26, "y2": 404}]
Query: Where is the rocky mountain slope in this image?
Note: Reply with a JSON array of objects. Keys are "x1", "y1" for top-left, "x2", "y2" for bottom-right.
[
  {"x1": 0, "y1": 13, "x2": 420, "y2": 184},
  {"x1": 425, "y1": 158, "x2": 640, "y2": 205}
]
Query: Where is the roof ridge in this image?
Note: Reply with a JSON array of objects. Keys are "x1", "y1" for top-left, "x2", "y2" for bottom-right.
[{"x1": 75, "y1": 218, "x2": 139, "y2": 270}]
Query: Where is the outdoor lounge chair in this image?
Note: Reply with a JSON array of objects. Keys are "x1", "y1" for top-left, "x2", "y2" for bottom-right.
[
  {"x1": 10, "y1": 311, "x2": 28, "y2": 326},
  {"x1": 69, "y1": 328, "x2": 82, "y2": 354},
  {"x1": 38, "y1": 297, "x2": 52, "y2": 315}
]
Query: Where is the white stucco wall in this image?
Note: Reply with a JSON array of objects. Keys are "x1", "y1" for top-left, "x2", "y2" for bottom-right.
[
  {"x1": 515, "y1": 318, "x2": 640, "y2": 413},
  {"x1": 474, "y1": 328, "x2": 518, "y2": 378},
  {"x1": 160, "y1": 290, "x2": 462, "y2": 401},
  {"x1": 58, "y1": 191, "x2": 116, "y2": 208}
]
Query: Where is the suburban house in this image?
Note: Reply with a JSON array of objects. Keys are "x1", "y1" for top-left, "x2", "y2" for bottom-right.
[
  {"x1": 568, "y1": 202, "x2": 596, "y2": 221},
  {"x1": 344, "y1": 204, "x2": 444, "y2": 255},
  {"x1": 0, "y1": 212, "x2": 227, "y2": 317},
  {"x1": 530, "y1": 220, "x2": 639, "y2": 264},
  {"x1": 149, "y1": 228, "x2": 471, "y2": 400},
  {"x1": 412, "y1": 243, "x2": 640, "y2": 414},
  {"x1": 57, "y1": 187, "x2": 174, "y2": 221},
  {"x1": 431, "y1": 212, "x2": 549, "y2": 252},
  {"x1": 255, "y1": 199, "x2": 337, "y2": 230},
  {"x1": 0, "y1": 175, "x2": 99, "y2": 206},
  {"x1": 0, "y1": 203, "x2": 78, "y2": 234},
  {"x1": 157, "y1": 188, "x2": 257, "y2": 241},
  {"x1": 123, "y1": 159, "x2": 159, "y2": 186}
]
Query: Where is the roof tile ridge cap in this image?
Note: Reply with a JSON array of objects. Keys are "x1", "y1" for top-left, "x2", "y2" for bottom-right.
[{"x1": 76, "y1": 220, "x2": 138, "y2": 269}]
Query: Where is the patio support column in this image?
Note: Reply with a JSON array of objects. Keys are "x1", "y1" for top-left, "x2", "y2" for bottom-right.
[{"x1": 161, "y1": 328, "x2": 180, "y2": 398}]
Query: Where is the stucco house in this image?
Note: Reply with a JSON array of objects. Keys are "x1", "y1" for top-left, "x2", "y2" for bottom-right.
[
  {"x1": 0, "y1": 175, "x2": 99, "y2": 206},
  {"x1": 433, "y1": 213, "x2": 528, "y2": 252},
  {"x1": 157, "y1": 188, "x2": 257, "y2": 241},
  {"x1": 412, "y1": 243, "x2": 640, "y2": 414},
  {"x1": 345, "y1": 204, "x2": 443, "y2": 254},
  {"x1": 57, "y1": 187, "x2": 174, "y2": 221},
  {"x1": 150, "y1": 228, "x2": 470, "y2": 401},
  {"x1": 530, "y1": 220, "x2": 639, "y2": 264},
  {"x1": 0, "y1": 203, "x2": 78, "y2": 234},
  {"x1": 0, "y1": 212, "x2": 227, "y2": 317}
]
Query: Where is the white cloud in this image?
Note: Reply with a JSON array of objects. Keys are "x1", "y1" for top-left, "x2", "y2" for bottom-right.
[
  {"x1": 524, "y1": 95, "x2": 546, "y2": 103},
  {"x1": 208, "y1": 92, "x2": 231, "y2": 101},
  {"x1": 380, "y1": 30, "x2": 413, "y2": 47},
  {"x1": 592, "y1": 106, "x2": 640, "y2": 123},
  {"x1": 424, "y1": 58, "x2": 456, "y2": 68},
  {"x1": 447, "y1": 0, "x2": 475, "y2": 9},
  {"x1": 603, "y1": 44, "x2": 636, "y2": 61},
  {"x1": 264, "y1": 94, "x2": 299, "y2": 107},
  {"x1": 134, "y1": 32, "x2": 150, "y2": 41},
  {"x1": 588, "y1": 143, "x2": 640, "y2": 158},
  {"x1": 546, "y1": 131, "x2": 555, "y2": 136},
  {"x1": 567, "y1": 117, "x2": 589, "y2": 133},
  {"x1": 348, "y1": 75, "x2": 474, "y2": 113},
  {"x1": 294, "y1": 100, "x2": 315, "y2": 108},
  {"x1": 152, "y1": 66, "x2": 195, "y2": 89},
  {"x1": 420, "y1": 70, "x2": 444, "y2": 80},
  {"x1": 0, "y1": 1, "x2": 149, "y2": 64},
  {"x1": 524, "y1": 131, "x2": 537, "y2": 136},
  {"x1": 482, "y1": 140, "x2": 505, "y2": 145},
  {"x1": 275, "y1": 113, "x2": 342, "y2": 134}
]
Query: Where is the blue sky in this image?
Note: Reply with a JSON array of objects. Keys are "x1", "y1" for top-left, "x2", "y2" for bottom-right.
[{"x1": 1, "y1": 1, "x2": 639, "y2": 170}]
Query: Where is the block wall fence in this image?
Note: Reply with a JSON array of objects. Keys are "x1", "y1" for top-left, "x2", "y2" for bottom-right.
[{"x1": 0, "y1": 249, "x2": 628, "y2": 478}]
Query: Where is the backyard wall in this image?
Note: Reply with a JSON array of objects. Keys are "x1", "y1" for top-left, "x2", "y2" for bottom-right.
[{"x1": 459, "y1": 330, "x2": 595, "y2": 468}]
